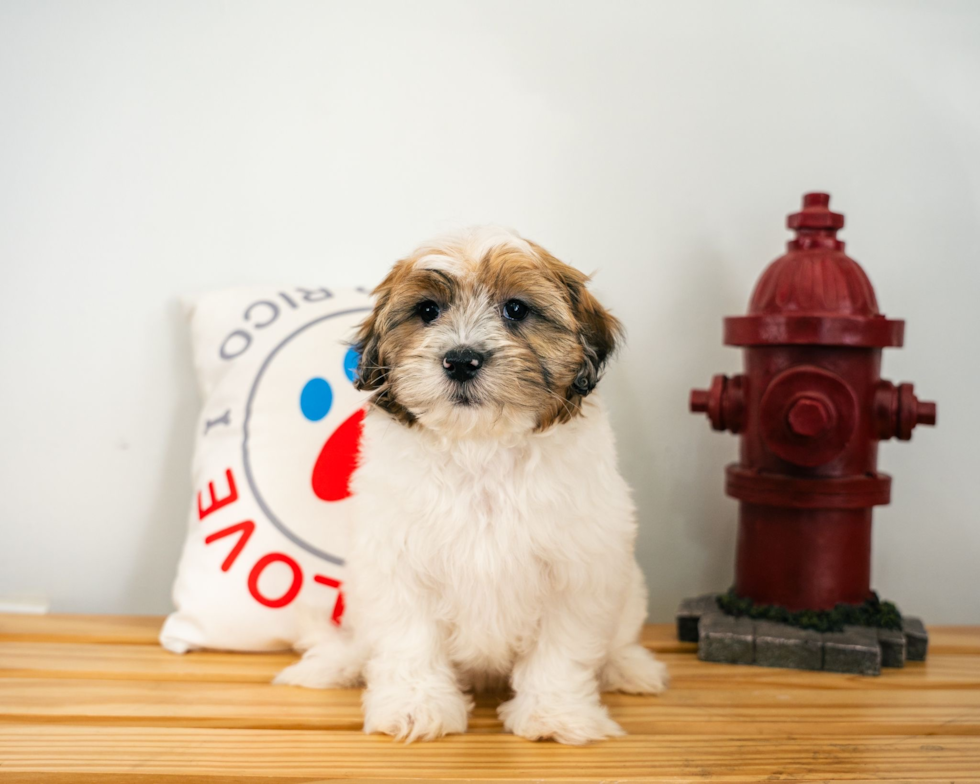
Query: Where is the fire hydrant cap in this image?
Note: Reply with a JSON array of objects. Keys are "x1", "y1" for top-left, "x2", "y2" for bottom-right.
[
  {"x1": 787, "y1": 192, "x2": 845, "y2": 230},
  {"x1": 724, "y1": 193, "x2": 905, "y2": 348}
]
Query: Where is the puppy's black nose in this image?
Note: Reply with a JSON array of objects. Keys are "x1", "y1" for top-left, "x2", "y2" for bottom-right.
[{"x1": 443, "y1": 348, "x2": 484, "y2": 382}]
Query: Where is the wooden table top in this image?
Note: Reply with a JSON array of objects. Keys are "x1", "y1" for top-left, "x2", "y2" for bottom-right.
[{"x1": 0, "y1": 615, "x2": 978, "y2": 782}]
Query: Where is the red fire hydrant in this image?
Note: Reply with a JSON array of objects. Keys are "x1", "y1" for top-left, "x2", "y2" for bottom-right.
[{"x1": 690, "y1": 193, "x2": 936, "y2": 612}]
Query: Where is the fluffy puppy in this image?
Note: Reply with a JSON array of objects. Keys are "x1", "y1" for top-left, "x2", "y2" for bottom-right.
[{"x1": 276, "y1": 227, "x2": 667, "y2": 744}]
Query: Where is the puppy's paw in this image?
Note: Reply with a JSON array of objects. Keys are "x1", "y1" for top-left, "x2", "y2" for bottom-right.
[
  {"x1": 601, "y1": 644, "x2": 670, "y2": 695},
  {"x1": 273, "y1": 649, "x2": 363, "y2": 689},
  {"x1": 274, "y1": 658, "x2": 343, "y2": 689},
  {"x1": 363, "y1": 685, "x2": 471, "y2": 742},
  {"x1": 274, "y1": 634, "x2": 365, "y2": 689},
  {"x1": 498, "y1": 695, "x2": 625, "y2": 745}
]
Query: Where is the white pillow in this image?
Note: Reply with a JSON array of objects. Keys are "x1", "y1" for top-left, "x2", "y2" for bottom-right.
[{"x1": 160, "y1": 285, "x2": 372, "y2": 653}]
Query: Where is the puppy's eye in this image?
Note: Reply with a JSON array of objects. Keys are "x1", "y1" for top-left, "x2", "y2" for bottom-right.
[
  {"x1": 502, "y1": 299, "x2": 529, "y2": 322},
  {"x1": 417, "y1": 300, "x2": 441, "y2": 323}
]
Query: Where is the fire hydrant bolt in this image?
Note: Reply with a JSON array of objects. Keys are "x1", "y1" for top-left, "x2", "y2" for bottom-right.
[{"x1": 787, "y1": 397, "x2": 831, "y2": 438}]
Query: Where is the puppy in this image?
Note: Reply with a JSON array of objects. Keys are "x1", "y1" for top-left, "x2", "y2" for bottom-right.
[{"x1": 276, "y1": 227, "x2": 667, "y2": 744}]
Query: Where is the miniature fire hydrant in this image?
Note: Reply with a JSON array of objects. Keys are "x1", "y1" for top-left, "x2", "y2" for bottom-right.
[{"x1": 690, "y1": 193, "x2": 936, "y2": 614}]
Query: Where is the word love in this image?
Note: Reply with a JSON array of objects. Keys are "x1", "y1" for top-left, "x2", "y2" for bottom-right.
[{"x1": 197, "y1": 468, "x2": 345, "y2": 624}]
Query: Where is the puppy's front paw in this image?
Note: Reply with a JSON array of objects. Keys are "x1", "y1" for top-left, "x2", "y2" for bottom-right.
[
  {"x1": 273, "y1": 643, "x2": 363, "y2": 689},
  {"x1": 274, "y1": 656, "x2": 355, "y2": 689},
  {"x1": 363, "y1": 685, "x2": 471, "y2": 742},
  {"x1": 499, "y1": 695, "x2": 625, "y2": 745},
  {"x1": 274, "y1": 659, "x2": 326, "y2": 688},
  {"x1": 601, "y1": 644, "x2": 670, "y2": 695}
]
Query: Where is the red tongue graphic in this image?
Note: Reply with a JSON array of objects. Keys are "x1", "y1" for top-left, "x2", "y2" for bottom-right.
[{"x1": 311, "y1": 408, "x2": 365, "y2": 501}]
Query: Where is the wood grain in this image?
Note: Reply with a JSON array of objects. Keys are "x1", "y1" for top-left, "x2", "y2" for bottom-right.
[
  {"x1": 3, "y1": 615, "x2": 977, "y2": 654},
  {"x1": 0, "y1": 614, "x2": 162, "y2": 644},
  {"x1": 1, "y1": 725, "x2": 978, "y2": 781},
  {"x1": 1, "y1": 614, "x2": 978, "y2": 781},
  {"x1": 2, "y1": 677, "x2": 980, "y2": 736},
  {"x1": 4, "y1": 641, "x2": 980, "y2": 689},
  {"x1": 0, "y1": 641, "x2": 296, "y2": 682}
]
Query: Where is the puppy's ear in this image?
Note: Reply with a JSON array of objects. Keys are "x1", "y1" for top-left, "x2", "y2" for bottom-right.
[
  {"x1": 567, "y1": 275, "x2": 623, "y2": 397},
  {"x1": 351, "y1": 264, "x2": 400, "y2": 392},
  {"x1": 531, "y1": 243, "x2": 623, "y2": 397}
]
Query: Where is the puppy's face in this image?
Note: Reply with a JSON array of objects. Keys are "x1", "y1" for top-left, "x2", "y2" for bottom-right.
[{"x1": 354, "y1": 228, "x2": 622, "y2": 437}]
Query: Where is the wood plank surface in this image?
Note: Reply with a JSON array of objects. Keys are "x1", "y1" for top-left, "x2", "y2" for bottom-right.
[
  {"x1": 3, "y1": 677, "x2": 980, "y2": 736},
  {"x1": 5, "y1": 641, "x2": 980, "y2": 689},
  {"x1": 2, "y1": 725, "x2": 979, "y2": 781},
  {"x1": 4, "y1": 614, "x2": 977, "y2": 655},
  {"x1": 0, "y1": 640, "x2": 295, "y2": 682},
  {"x1": 0, "y1": 616, "x2": 695, "y2": 651},
  {"x1": 0, "y1": 614, "x2": 162, "y2": 645},
  {"x1": 0, "y1": 614, "x2": 978, "y2": 782}
]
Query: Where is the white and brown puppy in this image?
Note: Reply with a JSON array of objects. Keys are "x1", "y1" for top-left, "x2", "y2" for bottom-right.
[{"x1": 276, "y1": 227, "x2": 667, "y2": 744}]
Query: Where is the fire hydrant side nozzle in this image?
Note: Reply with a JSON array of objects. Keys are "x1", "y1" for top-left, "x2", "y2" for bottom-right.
[{"x1": 690, "y1": 374, "x2": 746, "y2": 433}]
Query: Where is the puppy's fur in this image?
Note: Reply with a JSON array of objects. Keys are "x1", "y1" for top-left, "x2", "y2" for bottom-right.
[{"x1": 276, "y1": 227, "x2": 667, "y2": 744}]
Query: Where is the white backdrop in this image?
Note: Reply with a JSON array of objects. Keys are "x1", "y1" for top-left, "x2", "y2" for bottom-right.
[{"x1": 1, "y1": 0, "x2": 978, "y2": 622}]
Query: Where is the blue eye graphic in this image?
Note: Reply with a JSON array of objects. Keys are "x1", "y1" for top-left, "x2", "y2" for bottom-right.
[
  {"x1": 300, "y1": 377, "x2": 333, "y2": 422},
  {"x1": 343, "y1": 347, "x2": 359, "y2": 383}
]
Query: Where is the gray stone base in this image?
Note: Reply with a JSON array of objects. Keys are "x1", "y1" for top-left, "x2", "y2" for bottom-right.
[{"x1": 676, "y1": 593, "x2": 928, "y2": 676}]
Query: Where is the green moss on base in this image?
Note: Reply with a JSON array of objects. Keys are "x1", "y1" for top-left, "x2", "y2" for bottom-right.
[{"x1": 716, "y1": 588, "x2": 902, "y2": 633}]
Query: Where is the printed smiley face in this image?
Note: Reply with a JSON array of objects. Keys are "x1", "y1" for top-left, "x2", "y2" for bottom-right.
[
  {"x1": 242, "y1": 309, "x2": 371, "y2": 565},
  {"x1": 301, "y1": 348, "x2": 366, "y2": 503}
]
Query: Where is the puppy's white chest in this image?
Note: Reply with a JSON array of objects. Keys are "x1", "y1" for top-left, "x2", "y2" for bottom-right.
[
  {"x1": 401, "y1": 452, "x2": 552, "y2": 666},
  {"x1": 437, "y1": 490, "x2": 546, "y2": 668}
]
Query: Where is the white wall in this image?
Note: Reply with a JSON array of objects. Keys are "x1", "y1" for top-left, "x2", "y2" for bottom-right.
[{"x1": 1, "y1": 0, "x2": 978, "y2": 622}]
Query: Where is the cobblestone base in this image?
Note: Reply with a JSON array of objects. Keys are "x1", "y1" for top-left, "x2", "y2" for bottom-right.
[{"x1": 676, "y1": 594, "x2": 928, "y2": 676}]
